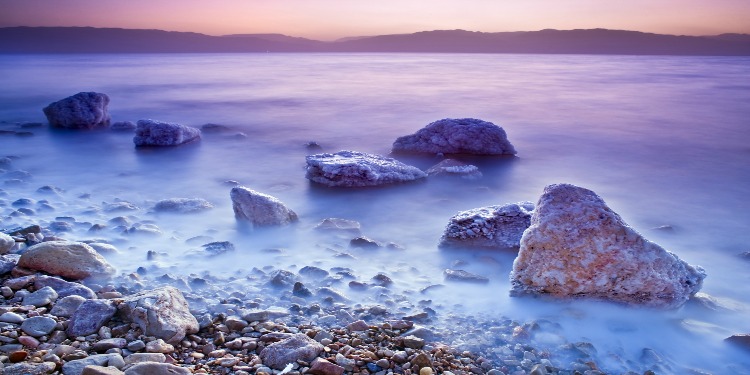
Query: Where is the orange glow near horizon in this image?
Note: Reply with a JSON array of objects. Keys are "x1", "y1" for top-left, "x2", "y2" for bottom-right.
[{"x1": 1, "y1": 0, "x2": 749, "y2": 40}]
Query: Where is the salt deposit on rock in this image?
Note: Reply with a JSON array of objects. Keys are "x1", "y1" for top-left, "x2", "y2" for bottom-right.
[
  {"x1": 110, "y1": 121, "x2": 136, "y2": 131},
  {"x1": 511, "y1": 183, "x2": 706, "y2": 309},
  {"x1": 133, "y1": 119, "x2": 201, "y2": 147},
  {"x1": 230, "y1": 187, "x2": 298, "y2": 226},
  {"x1": 43, "y1": 92, "x2": 111, "y2": 129},
  {"x1": 440, "y1": 201, "x2": 534, "y2": 249},
  {"x1": 392, "y1": 118, "x2": 516, "y2": 155},
  {"x1": 0, "y1": 232, "x2": 15, "y2": 254},
  {"x1": 426, "y1": 159, "x2": 483, "y2": 180},
  {"x1": 17, "y1": 241, "x2": 116, "y2": 280},
  {"x1": 314, "y1": 218, "x2": 362, "y2": 235},
  {"x1": 259, "y1": 333, "x2": 324, "y2": 370},
  {"x1": 152, "y1": 198, "x2": 213, "y2": 213},
  {"x1": 118, "y1": 286, "x2": 199, "y2": 344},
  {"x1": 305, "y1": 150, "x2": 427, "y2": 187}
]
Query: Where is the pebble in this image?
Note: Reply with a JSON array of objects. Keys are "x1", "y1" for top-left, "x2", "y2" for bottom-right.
[
  {"x1": 20, "y1": 316, "x2": 57, "y2": 337},
  {"x1": 22, "y1": 285, "x2": 58, "y2": 306}
]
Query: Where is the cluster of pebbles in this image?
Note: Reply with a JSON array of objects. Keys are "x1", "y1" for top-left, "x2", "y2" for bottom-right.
[{"x1": 1, "y1": 225, "x2": 674, "y2": 375}]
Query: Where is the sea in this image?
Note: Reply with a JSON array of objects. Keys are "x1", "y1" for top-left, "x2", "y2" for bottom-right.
[{"x1": 1, "y1": 53, "x2": 749, "y2": 373}]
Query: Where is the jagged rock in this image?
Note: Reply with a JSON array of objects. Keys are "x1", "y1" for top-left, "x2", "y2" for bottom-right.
[
  {"x1": 510, "y1": 183, "x2": 706, "y2": 309},
  {"x1": 0, "y1": 232, "x2": 14, "y2": 254},
  {"x1": 305, "y1": 150, "x2": 427, "y2": 187},
  {"x1": 118, "y1": 286, "x2": 199, "y2": 344},
  {"x1": 726, "y1": 334, "x2": 750, "y2": 352},
  {"x1": 426, "y1": 159, "x2": 483, "y2": 179},
  {"x1": 43, "y1": 92, "x2": 111, "y2": 129},
  {"x1": 230, "y1": 187, "x2": 298, "y2": 226},
  {"x1": 50, "y1": 295, "x2": 88, "y2": 317},
  {"x1": 17, "y1": 241, "x2": 115, "y2": 280},
  {"x1": 67, "y1": 300, "x2": 117, "y2": 337},
  {"x1": 392, "y1": 118, "x2": 516, "y2": 155},
  {"x1": 443, "y1": 269, "x2": 489, "y2": 283},
  {"x1": 314, "y1": 218, "x2": 362, "y2": 235},
  {"x1": 440, "y1": 201, "x2": 534, "y2": 249},
  {"x1": 259, "y1": 333, "x2": 324, "y2": 370},
  {"x1": 153, "y1": 198, "x2": 213, "y2": 213},
  {"x1": 133, "y1": 119, "x2": 201, "y2": 147}
]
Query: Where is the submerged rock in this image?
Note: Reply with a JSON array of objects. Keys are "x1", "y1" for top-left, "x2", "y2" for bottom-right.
[
  {"x1": 440, "y1": 201, "x2": 534, "y2": 249},
  {"x1": 43, "y1": 92, "x2": 111, "y2": 129},
  {"x1": 17, "y1": 241, "x2": 116, "y2": 280},
  {"x1": 305, "y1": 150, "x2": 427, "y2": 187},
  {"x1": 443, "y1": 269, "x2": 490, "y2": 283},
  {"x1": 133, "y1": 119, "x2": 201, "y2": 147},
  {"x1": 118, "y1": 286, "x2": 199, "y2": 344},
  {"x1": 314, "y1": 218, "x2": 362, "y2": 235},
  {"x1": 230, "y1": 187, "x2": 298, "y2": 226},
  {"x1": 392, "y1": 118, "x2": 516, "y2": 155},
  {"x1": 426, "y1": 159, "x2": 483, "y2": 179},
  {"x1": 111, "y1": 121, "x2": 137, "y2": 131},
  {"x1": 511, "y1": 183, "x2": 706, "y2": 309},
  {"x1": 153, "y1": 198, "x2": 213, "y2": 213}
]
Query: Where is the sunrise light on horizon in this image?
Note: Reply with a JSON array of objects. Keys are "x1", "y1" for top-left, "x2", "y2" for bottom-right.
[{"x1": 1, "y1": 0, "x2": 749, "y2": 40}]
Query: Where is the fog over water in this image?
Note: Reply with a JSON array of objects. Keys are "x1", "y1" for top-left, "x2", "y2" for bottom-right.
[{"x1": 1, "y1": 53, "x2": 749, "y2": 373}]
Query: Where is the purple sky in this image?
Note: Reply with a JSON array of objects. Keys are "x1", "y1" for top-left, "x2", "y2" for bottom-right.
[{"x1": 1, "y1": 0, "x2": 748, "y2": 40}]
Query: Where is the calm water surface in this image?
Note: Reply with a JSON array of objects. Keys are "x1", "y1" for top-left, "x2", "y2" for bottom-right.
[{"x1": 1, "y1": 53, "x2": 749, "y2": 373}]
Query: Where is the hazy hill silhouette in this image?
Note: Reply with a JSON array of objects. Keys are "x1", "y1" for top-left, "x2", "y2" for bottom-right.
[{"x1": 1, "y1": 27, "x2": 749, "y2": 55}]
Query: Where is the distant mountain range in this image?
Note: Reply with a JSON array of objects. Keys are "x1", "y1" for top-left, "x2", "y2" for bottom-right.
[{"x1": 1, "y1": 27, "x2": 749, "y2": 55}]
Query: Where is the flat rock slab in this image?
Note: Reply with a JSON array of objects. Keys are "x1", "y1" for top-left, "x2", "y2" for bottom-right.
[
  {"x1": 511, "y1": 183, "x2": 706, "y2": 309},
  {"x1": 133, "y1": 119, "x2": 201, "y2": 147},
  {"x1": 305, "y1": 150, "x2": 426, "y2": 187},
  {"x1": 440, "y1": 201, "x2": 534, "y2": 249},
  {"x1": 392, "y1": 118, "x2": 516, "y2": 155},
  {"x1": 43, "y1": 92, "x2": 111, "y2": 129}
]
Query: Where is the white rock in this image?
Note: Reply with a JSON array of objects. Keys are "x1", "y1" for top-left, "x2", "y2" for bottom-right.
[
  {"x1": 392, "y1": 118, "x2": 516, "y2": 155},
  {"x1": 511, "y1": 183, "x2": 706, "y2": 309},
  {"x1": 133, "y1": 119, "x2": 201, "y2": 147},
  {"x1": 426, "y1": 159, "x2": 483, "y2": 180},
  {"x1": 440, "y1": 201, "x2": 534, "y2": 249},
  {"x1": 43, "y1": 92, "x2": 110, "y2": 129},
  {"x1": 230, "y1": 187, "x2": 298, "y2": 226},
  {"x1": 305, "y1": 150, "x2": 427, "y2": 187},
  {"x1": 0, "y1": 232, "x2": 15, "y2": 254}
]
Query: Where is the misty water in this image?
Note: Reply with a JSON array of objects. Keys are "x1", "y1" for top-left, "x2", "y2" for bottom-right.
[{"x1": 1, "y1": 53, "x2": 749, "y2": 373}]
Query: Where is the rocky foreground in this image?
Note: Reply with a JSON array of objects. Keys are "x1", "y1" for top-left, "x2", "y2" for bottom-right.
[{"x1": 0, "y1": 231, "x2": 627, "y2": 375}]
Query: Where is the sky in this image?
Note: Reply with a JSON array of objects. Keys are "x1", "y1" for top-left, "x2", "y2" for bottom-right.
[{"x1": 1, "y1": 0, "x2": 749, "y2": 41}]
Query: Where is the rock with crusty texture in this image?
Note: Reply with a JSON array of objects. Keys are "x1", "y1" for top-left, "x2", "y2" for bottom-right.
[
  {"x1": 510, "y1": 183, "x2": 706, "y2": 309},
  {"x1": 305, "y1": 150, "x2": 426, "y2": 187},
  {"x1": 230, "y1": 187, "x2": 298, "y2": 226},
  {"x1": 392, "y1": 118, "x2": 516, "y2": 155},
  {"x1": 133, "y1": 119, "x2": 201, "y2": 147},
  {"x1": 153, "y1": 198, "x2": 213, "y2": 213},
  {"x1": 118, "y1": 286, "x2": 199, "y2": 344},
  {"x1": 259, "y1": 333, "x2": 324, "y2": 370},
  {"x1": 0, "y1": 232, "x2": 15, "y2": 254},
  {"x1": 17, "y1": 241, "x2": 115, "y2": 280},
  {"x1": 440, "y1": 202, "x2": 534, "y2": 249},
  {"x1": 426, "y1": 159, "x2": 483, "y2": 180},
  {"x1": 43, "y1": 92, "x2": 111, "y2": 129}
]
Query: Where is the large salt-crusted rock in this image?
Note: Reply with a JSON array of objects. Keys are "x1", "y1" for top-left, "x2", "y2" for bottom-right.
[
  {"x1": 230, "y1": 187, "x2": 298, "y2": 226},
  {"x1": 305, "y1": 150, "x2": 427, "y2": 187},
  {"x1": 0, "y1": 232, "x2": 14, "y2": 254},
  {"x1": 133, "y1": 119, "x2": 201, "y2": 147},
  {"x1": 118, "y1": 286, "x2": 199, "y2": 345},
  {"x1": 17, "y1": 241, "x2": 115, "y2": 280},
  {"x1": 440, "y1": 202, "x2": 534, "y2": 249},
  {"x1": 43, "y1": 92, "x2": 111, "y2": 129},
  {"x1": 511, "y1": 183, "x2": 706, "y2": 309},
  {"x1": 260, "y1": 333, "x2": 324, "y2": 370},
  {"x1": 153, "y1": 198, "x2": 213, "y2": 213},
  {"x1": 392, "y1": 118, "x2": 516, "y2": 155}
]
